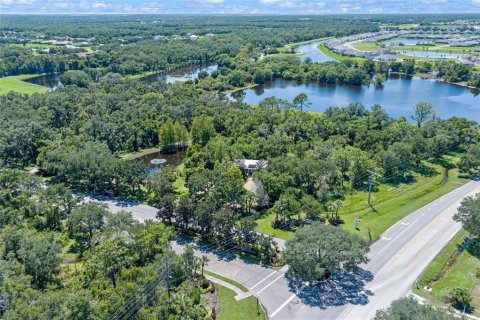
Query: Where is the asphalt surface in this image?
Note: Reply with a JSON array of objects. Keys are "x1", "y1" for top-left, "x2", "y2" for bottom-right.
[{"x1": 87, "y1": 179, "x2": 480, "y2": 320}]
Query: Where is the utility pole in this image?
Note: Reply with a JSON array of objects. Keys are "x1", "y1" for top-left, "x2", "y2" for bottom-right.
[
  {"x1": 164, "y1": 255, "x2": 172, "y2": 297},
  {"x1": 367, "y1": 170, "x2": 376, "y2": 206}
]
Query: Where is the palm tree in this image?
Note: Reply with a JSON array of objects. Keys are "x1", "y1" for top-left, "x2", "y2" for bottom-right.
[{"x1": 201, "y1": 255, "x2": 209, "y2": 276}]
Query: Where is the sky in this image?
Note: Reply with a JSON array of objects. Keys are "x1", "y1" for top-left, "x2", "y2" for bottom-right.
[{"x1": 1, "y1": 0, "x2": 480, "y2": 15}]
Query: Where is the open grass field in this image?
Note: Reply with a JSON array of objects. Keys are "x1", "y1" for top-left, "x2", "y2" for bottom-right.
[
  {"x1": 379, "y1": 24, "x2": 419, "y2": 30},
  {"x1": 216, "y1": 285, "x2": 266, "y2": 320},
  {"x1": 352, "y1": 42, "x2": 381, "y2": 51},
  {"x1": 0, "y1": 75, "x2": 49, "y2": 95},
  {"x1": 256, "y1": 158, "x2": 469, "y2": 241},
  {"x1": 317, "y1": 44, "x2": 366, "y2": 63},
  {"x1": 414, "y1": 230, "x2": 480, "y2": 317}
]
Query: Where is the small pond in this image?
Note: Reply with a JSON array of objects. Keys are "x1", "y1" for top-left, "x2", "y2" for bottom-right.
[
  {"x1": 382, "y1": 38, "x2": 434, "y2": 46},
  {"x1": 23, "y1": 73, "x2": 62, "y2": 91},
  {"x1": 136, "y1": 150, "x2": 186, "y2": 174}
]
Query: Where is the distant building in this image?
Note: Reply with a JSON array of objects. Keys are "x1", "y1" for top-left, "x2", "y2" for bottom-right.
[{"x1": 234, "y1": 159, "x2": 268, "y2": 175}]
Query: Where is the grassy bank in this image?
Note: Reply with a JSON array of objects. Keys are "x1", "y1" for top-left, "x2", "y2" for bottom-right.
[
  {"x1": 277, "y1": 37, "x2": 331, "y2": 53},
  {"x1": 119, "y1": 147, "x2": 159, "y2": 160},
  {"x1": 317, "y1": 44, "x2": 366, "y2": 63},
  {"x1": 0, "y1": 75, "x2": 49, "y2": 95},
  {"x1": 256, "y1": 159, "x2": 469, "y2": 240},
  {"x1": 216, "y1": 285, "x2": 265, "y2": 320},
  {"x1": 414, "y1": 230, "x2": 480, "y2": 317}
]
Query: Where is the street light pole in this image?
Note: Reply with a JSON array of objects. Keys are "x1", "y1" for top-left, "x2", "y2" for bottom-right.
[{"x1": 367, "y1": 170, "x2": 376, "y2": 205}]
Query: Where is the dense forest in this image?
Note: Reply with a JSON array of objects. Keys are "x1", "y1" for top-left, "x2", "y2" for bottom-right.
[{"x1": 1, "y1": 14, "x2": 480, "y2": 319}]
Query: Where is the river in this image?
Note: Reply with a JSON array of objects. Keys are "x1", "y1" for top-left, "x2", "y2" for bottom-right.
[
  {"x1": 295, "y1": 41, "x2": 336, "y2": 63},
  {"x1": 232, "y1": 75, "x2": 480, "y2": 121}
]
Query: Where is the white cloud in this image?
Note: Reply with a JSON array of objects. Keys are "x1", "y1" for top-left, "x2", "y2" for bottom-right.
[{"x1": 91, "y1": 1, "x2": 111, "y2": 9}]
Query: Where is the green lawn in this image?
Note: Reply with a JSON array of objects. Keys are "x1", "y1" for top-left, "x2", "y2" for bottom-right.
[
  {"x1": 120, "y1": 147, "x2": 159, "y2": 160},
  {"x1": 379, "y1": 24, "x2": 419, "y2": 30},
  {"x1": 317, "y1": 44, "x2": 366, "y2": 63},
  {"x1": 388, "y1": 44, "x2": 480, "y2": 55},
  {"x1": 216, "y1": 285, "x2": 265, "y2": 320},
  {"x1": 0, "y1": 75, "x2": 49, "y2": 95},
  {"x1": 257, "y1": 160, "x2": 469, "y2": 241},
  {"x1": 352, "y1": 42, "x2": 381, "y2": 51},
  {"x1": 414, "y1": 230, "x2": 480, "y2": 317},
  {"x1": 203, "y1": 269, "x2": 248, "y2": 292}
]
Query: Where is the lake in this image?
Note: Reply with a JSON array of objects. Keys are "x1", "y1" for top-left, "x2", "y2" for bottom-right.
[
  {"x1": 143, "y1": 64, "x2": 218, "y2": 84},
  {"x1": 382, "y1": 38, "x2": 434, "y2": 46},
  {"x1": 394, "y1": 50, "x2": 464, "y2": 59},
  {"x1": 295, "y1": 41, "x2": 336, "y2": 63},
  {"x1": 232, "y1": 75, "x2": 480, "y2": 121}
]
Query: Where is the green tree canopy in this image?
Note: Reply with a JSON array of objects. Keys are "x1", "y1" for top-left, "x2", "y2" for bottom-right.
[{"x1": 285, "y1": 222, "x2": 369, "y2": 281}]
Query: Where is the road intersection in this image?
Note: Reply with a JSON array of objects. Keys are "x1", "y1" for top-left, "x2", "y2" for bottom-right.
[{"x1": 87, "y1": 179, "x2": 480, "y2": 319}]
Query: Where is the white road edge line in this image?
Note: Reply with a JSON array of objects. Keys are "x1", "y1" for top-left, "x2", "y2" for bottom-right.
[
  {"x1": 255, "y1": 274, "x2": 285, "y2": 294},
  {"x1": 249, "y1": 270, "x2": 278, "y2": 290},
  {"x1": 270, "y1": 293, "x2": 297, "y2": 318},
  {"x1": 377, "y1": 219, "x2": 418, "y2": 256}
]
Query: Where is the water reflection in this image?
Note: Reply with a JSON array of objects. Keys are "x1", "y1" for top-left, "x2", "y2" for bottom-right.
[
  {"x1": 235, "y1": 75, "x2": 480, "y2": 121},
  {"x1": 23, "y1": 73, "x2": 62, "y2": 91}
]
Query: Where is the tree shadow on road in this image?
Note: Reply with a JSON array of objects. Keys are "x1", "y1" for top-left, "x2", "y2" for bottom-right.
[
  {"x1": 286, "y1": 268, "x2": 374, "y2": 309},
  {"x1": 175, "y1": 236, "x2": 262, "y2": 264}
]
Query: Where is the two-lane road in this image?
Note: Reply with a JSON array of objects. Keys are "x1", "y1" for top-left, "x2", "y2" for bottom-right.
[{"x1": 88, "y1": 180, "x2": 480, "y2": 319}]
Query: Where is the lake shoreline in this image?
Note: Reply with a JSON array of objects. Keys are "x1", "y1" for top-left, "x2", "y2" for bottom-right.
[{"x1": 391, "y1": 71, "x2": 480, "y2": 91}]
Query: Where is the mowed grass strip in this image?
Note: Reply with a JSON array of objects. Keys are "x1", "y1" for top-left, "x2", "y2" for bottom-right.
[
  {"x1": 256, "y1": 161, "x2": 469, "y2": 241},
  {"x1": 203, "y1": 269, "x2": 248, "y2": 292},
  {"x1": 216, "y1": 285, "x2": 265, "y2": 320},
  {"x1": 316, "y1": 44, "x2": 366, "y2": 63},
  {"x1": 0, "y1": 75, "x2": 49, "y2": 95},
  {"x1": 414, "y1": 230, "x2": 480, "y2": 317}
]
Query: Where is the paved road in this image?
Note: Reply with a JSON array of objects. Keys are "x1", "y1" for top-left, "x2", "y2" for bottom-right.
[{"x1": 88, "y1": 180, "x2": 480, "y2": 319}]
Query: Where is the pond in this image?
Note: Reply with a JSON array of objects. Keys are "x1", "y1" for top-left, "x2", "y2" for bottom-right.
[
  {"x1": 394, "y1": 50, "x2": 464, "y2": 59},
  {"x1": 295, "y1": 41, "x2": 336, "y2": 63},
  {"x1": 143, "y1": 64, "x2": 218, "y2": 84},
  {"x1": 232, "y1": 75, "x2": 480, "y2": 121},
  {"x1": 23, "y1": 73, "x2": 62, "y2": 91},
  {"x1": 382, "y1": 38, "x2": 434, "y2": 46},
  {"x1": 135, "y1": 150, "x2": 186, "y2": 174}
]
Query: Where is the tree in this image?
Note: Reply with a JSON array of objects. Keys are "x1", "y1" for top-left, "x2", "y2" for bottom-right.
[
  {"x1": 453, "y1": 193, "x2": 480, "y2": 236},
  {"x1": 411, "y1": 102, "x2": 436, "y2": 128},
  {"x1": 284, "y1": 223, "x2": 369, "y2": 281},
  {"x1": 374, "y1": 297, "x2": 455, "y2": 320},
  {"x1": 131, "y1": 222, "x2": 174, "y2": 264},
  {"x1": 66, "y1": 291, "x2": 100, "y2": 320},
  {"x1": 67, "y1": 203, "x2": 107, "y2": 250},
  {"x1": 191, "y1": 115, "x2": 215, "y2": 146},
  {"x1": 293, "y1": 93, "x2": 311, "y2": 111},
  {"x1": 83, "y1": 238, "x2": 131, "y2": 288},
  {"x1": 450, "y1": 288, "x2": 472, "y2": 311},
  {"x1": 17, "y1": 232, "x2": 62, "y2": 289},
  {"x1": 159, "y1": 119, "x2": 177, "y2": 153},
  {"x1": 375, "y1": 73, "x2": 386, "y2": 85},
  {"x1": 175, "y1": 196, "x2": 195, "y2": 229}
]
